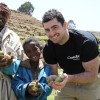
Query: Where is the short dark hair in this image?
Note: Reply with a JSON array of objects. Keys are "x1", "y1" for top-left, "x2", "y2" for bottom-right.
[
  {"x1": 0, "y1": 2, "x2": 11, "y2": 18},
  {"x1": 23, "y1": 37, "x2": 42, "y2": 49},
  {"x1": 42, "y1": 9, "x2": 65, "y2": 25}
]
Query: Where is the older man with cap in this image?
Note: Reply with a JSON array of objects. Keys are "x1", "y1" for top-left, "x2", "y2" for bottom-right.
[{"x1": 0, "y1": 2, "x2": 24, "y2": 100}]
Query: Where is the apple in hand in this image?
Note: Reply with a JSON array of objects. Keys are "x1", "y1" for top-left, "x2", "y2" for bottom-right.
[
  {"x1": 55, "y1": 76, "x2": 63, "y2": 82},
  {"x1": 0, "y1": 51, "x2": 4, "y2": 55},
  {"x1": 31, "y1": 81, "x2": 39, "y2": 92},
  {"x1": 46, "y1": 77, "x2": 53, "y2": 83},
  {"x1": 32, "y1": 86, "x2": 39, "y2": 92}
]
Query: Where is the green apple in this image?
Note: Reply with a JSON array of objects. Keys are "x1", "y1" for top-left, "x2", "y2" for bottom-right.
[
  {"x1": 31, "y1": 81, "x2": 39, "y2": 92},
  {"x1": 46, "y1": 77, "x2": 53, "y2": 83},
  {"x1": 0, "y1": 51, "x2": 4, "y2": 55},
  {"x1": 32, "y1": 86, "x2": 39, "y2": 92},
  {"x1": 55, "y1": 76, "x2": 63, "y2": 82}
]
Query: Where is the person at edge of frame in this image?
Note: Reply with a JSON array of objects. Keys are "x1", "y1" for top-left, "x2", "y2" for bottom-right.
[
  {"x1": 42, "y1": 9, "x2": 100, "y2": 100},
  {"x1": 0, "y1": 2, "x2": 24, "y2": 100}
]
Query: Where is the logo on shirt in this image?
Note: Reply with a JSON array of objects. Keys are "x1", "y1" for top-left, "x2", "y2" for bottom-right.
[{"x1": 67, "y1": 55, "x2": 80, "y2": 60}]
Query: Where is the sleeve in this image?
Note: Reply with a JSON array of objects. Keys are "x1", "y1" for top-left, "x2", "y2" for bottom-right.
[
  {"x1": 80, "y1": 39, "x2": 99, "y2": 62},
  {"x1": 0, "y1": 60, "x2": 21, "y2": 75},
  {"x1": 43, "y1": 41, "x2": 57, "y2": 64},
  {"x1": 36, "y1": 65, "x2": 53, "y2": 99},
  {"x1": 11, "y1": 67, "x2": 29, "y2": 98}
]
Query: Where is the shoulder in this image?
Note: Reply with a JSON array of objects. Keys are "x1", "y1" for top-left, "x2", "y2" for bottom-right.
[
  {"x1": 13, "y1": 59, "x2": 21, "y2": 65},
  {"x1": 69, "y1": 29, "x2": 97, "y2": 44},
  {"x1": 20, "y1": 59, "x2": 31, "y2": 69},
  {"x1": 69, "y1": 29, "x2": 93, "y2": 36},
  {"x1": 43, "y1": 64, "x2": 51, "y2": 71},
  {"x1": 71, "y1": 29, "x2": 96, "y2": 40},
  {"x1": 43, "y1": 40, "x2": 55, "y2": 52},
  {"x1": 40, "y1": 64, "x2": 50, "y2": 70},
  {"x1": 44, "y1": 40, "x2": 54, "y2": 47},
  {"x1": 41, "y1": 64, "x2": 52, "y2": 75},
  {"x1": 7, "y1": 28, "x2": 19, "y2": 37}
]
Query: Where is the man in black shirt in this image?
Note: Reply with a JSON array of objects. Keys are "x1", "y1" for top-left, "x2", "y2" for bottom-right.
[{"x1": 42, "y1": 9, "x2": 100, "y2": 100}]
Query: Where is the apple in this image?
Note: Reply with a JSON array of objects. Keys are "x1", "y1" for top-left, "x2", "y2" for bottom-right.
[
  {"x1": 0, "y1": 51, "x2": 3, "y2": 55},
  {"x1": 55, "y1": 76, "x2": 63, "y2": 82},
  {"x1": 32, "y1": 86, "x2": 39, "y2": 92},
  {"x1": 31, "y1": 81, "x2": 39, "y2": 92},
  {"x1": 46, "y1": 77, "x2": 53, "y2": 83}
]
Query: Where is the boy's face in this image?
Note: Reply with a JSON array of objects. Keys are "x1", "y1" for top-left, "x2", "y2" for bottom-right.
[{"x1": 24, "y1": 42, "x2": 41, "y2": 62}]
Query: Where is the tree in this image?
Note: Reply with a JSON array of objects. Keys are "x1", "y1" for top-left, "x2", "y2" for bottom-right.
[{"x1": 17, "y1": 1, "x2": 34, "y2": 16}]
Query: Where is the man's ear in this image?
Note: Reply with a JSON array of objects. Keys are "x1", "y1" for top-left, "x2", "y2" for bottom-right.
[{"x1": 63, "y1": 21, "x2": 68, "y2": 30}]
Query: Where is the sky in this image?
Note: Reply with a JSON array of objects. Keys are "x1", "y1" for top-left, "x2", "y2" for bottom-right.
[{"x1": 0, "y1": 0, "x2": 100, "y2": 31}]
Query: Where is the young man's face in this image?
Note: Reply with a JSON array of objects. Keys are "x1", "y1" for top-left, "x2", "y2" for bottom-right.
[
  {"x1": 43, "y1": 18, "x2": 67, "y2": 45},
  {"x1": 0, "y1": 11, "x2": 8, "y2": 30}
]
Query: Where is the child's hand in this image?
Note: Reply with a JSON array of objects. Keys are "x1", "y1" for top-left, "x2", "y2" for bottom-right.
[{"x1": 28, "y1": 80, "x2": 42, "y2": 96}]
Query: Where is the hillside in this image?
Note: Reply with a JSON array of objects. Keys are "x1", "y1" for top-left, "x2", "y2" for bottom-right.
[
  {"x1": 8, "y1": 10, "x2": 44, "y2": 39},
  {"x1": 7, "y1": 10, "x2": 100, "y2": 40}
]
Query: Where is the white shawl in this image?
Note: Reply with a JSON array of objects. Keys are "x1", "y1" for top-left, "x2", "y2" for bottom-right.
[
  {"x1": 0, "y1": 26, "x2": 23, "y2": 100},
  {"x1": 1, "y1": 26, "x2": 23, "y2": 59}
]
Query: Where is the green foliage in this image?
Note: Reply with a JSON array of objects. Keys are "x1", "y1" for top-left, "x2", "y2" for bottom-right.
[
  {"x1": 20, "y1": 35, "x2": 48, "y2": 45},
  {"x1": 98, "y1": 45, "x2": 100, "y2": 53},
  {"x1": 35, "y1": 36, "x2": 48, "y2": 44},
  {"x1": 17, "y1": 1, "x2": 34, "y2": 16},
  {"x1": 35, "y1": 36, "x2": 48, "y2": 40},
  {"x1": 20, "y1": 36, "x2": 26, "y2": 42},
  {"x1": 97, "y1": 38, "x2": 100, "y2": 55},
  {"x1": 48, "y1": 90, "x2": 55, "y2": 100}
]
